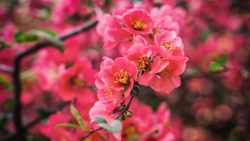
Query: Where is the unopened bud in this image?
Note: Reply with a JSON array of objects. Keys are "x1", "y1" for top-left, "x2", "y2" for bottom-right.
[
  {"x1": 118, "y1": 114, "x2": 126, "y2": 121},
  {"x1": 125, "y1": 111, "x2": 133, "y2": 118},
  {"x1": 117, "y1": 105, "x2": 125, "y2": 112},
  {"x1": 131, "y1": 85, "x2": 140, "y2": 96}
]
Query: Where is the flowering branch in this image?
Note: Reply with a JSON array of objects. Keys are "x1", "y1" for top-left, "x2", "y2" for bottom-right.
[
  {"x1": 78, "y1": 96, "x2": 135, "y2": 140},
  {"x1": 0, "y1": 19, "x2": 98, "y2": 141},
  {"x1": 0, "y1": 101, "x2": 71, "y2": 141}
]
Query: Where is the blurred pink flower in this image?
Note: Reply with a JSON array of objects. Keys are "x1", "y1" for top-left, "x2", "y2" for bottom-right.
[{"x1": 57, "y1": 60, "x2": 97, "y2": 102}]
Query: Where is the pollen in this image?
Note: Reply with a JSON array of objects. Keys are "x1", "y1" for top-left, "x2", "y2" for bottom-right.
[
  {"x1": 104, "y1": 88, "x2": 113, "y2": 102},
  {"x1": 132, "y1": 20, "x2": 146, "y2": 31},
  {"x1": 84, "y1": 138, "x2": 92, "y2": 141},
  {"x1": 114, "y1": 70, "x2": 130, "y2": 85},
  {"x1": 158, "y1": 66, "x2": 172, "y2": 77},
  {"x1": 125, "y1": 34, "x2": 134, "y2": 43},
  {"x1": 163, "y1": 40, "x2": 170, "y2": 50},
  {"x1": 122, "y1": 125, "x2": 137, "y2": 139},
  {"x1": 70, "y1": 76, "x2": 83, "y2": 87},
  {"x1": 135, "y1": 57, "x2": 150, "y2": 71},
  {"x1": 60, "y1": 137, "x2": 68, "y2": 141}
]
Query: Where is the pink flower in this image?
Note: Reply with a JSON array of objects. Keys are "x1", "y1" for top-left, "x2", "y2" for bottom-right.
[
  {"x1": 138, "y1": 31, "x2": 188, "y2": 93},
  {"x1": 89, "y1": 101, "x2": 121, "y2": 140},
  {"x1": 40, "y1": 112, "x2": 76, "y2": 141},
  {"x1": 154, "y1": 30, "x2": 185, "y2": 59},
  {"x1": 150, "y1": 5, "x2": 186, "y2": 35},
  {"x1": 120, "y1": 98, "x2": 153, "y2": 141},
  {"x1": 96, "y1": 14, "x2": 134, "y2": 50},
  {"x1": 144, "y1": 59, "x2": 185, "y2": 93},
  {"x1": 120, "y1": 35, "x2": 148, "y2": 56},
  {"x1": 123, "y1": 8, "x2": 152, "y2": 35},
  {"x1": 95, "y1": 57, "x2": 138, "y2": 99},
  {"x1": 57, "y1": 60, "x2": 97, "y2": 102}
]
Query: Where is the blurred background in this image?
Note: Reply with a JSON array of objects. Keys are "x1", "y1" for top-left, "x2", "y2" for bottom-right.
[{"x1": 0, "y1": 0, "x2": 250, "y2": 141}]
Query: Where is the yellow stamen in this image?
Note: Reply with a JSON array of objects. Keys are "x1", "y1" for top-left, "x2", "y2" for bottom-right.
[
  {"x1": 135, "y1": 57, "x2": 150, "y2": 71},
  {"x1": 125, "y1": 34, "x2": 134, "y2": 43},
  {"x1": 61, "y1": 137, "x2": 68, "y2": 141},
  {"x1": 158, "y1": 66, "x2": 172, "y2": 77},
  {"x1": 70, "y1": 76, "x2": 83, "y2": 87},
  {"x1": 163, "y1": 40, "x2": 170, "y2": 50},
  {"x1": 132, "y1": 20, "x2": 146, "y2": 31},
  {"x1": 149, "y1": 28, "x2": 161, "y2": 39},
  {"x1": 122, "y1": 125, "x2": 137, "y2": 139},
  {"x1": 114, "y1": 70, "x2": 130, "y2": 85},
  {"x1": 84, "y1": 138, "x2": 92, "y2": 141}
]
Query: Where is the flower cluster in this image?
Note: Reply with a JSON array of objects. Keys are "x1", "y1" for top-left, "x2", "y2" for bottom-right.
[
  {"x1": 89, "y1": 4, "x2": 187, "y2": 140},
  {"x1": 96, "y1": 4, "x2": 186, "y2": 50}
]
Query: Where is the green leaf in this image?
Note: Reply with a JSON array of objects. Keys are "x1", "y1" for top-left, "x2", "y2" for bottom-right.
[
  {"x1": 14, "y1": 32, "x2": 39, "y2": 42},
  {"x1": 117, "y1": 114, "x2": 126, "y2": 121},
  {"x1": 0, "y1": 40, "x2": 10, "y2": 49},
  {"x1": 39, "y1": 29, "x2": 56, "y2": 37},
  {"x1": 209, "y1": 55, "x2": 227, "y2": 72},
  {"x1": 98, "y1": 120, "x2": 122, "y2": 133},
  {"x1": 70, "y1": 104, "x2": 85, "y2": 128},
  {"x1": 4, "y1": 99, "x2": 16, "y2": 110},
  {"x1": 128, "y1": 129, "x2": 159, "y2": 141},
  {"x1": 201, "y1": 29, "x2": 210, "y2": 41},
  {"x1": 30, "y1": 30, "x2": 64, "y2": 53},
  {"x1": 92, "y1": 116, "x2": 107, "y2": 123},
  {"x1": 54, "y1": 123, "x2": 82, "y2": 129},
  {"x1": 0, "y1": 75, "x2": 11, "y2": 90}
]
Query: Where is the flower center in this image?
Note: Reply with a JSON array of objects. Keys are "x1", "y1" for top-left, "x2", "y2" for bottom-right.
[
  {"x1": 60, "y1": 137, "x2": 68, "y2": 141},
  {"x1": 84, "y1": 138, "x2": 92, "y2": 141},
  {"x1": 132, "y1": 20, "x2": 146, "y2": 31},
  {"x1": 125, "y1": 34, "x2": 134, "y2": 43},
  {"x1": 158, "y1": 66, "x2": 171, "y2": 77},
  {"x1": 149, "y1": 28, "x2": 161, "y2": 39},
  {"x1": 135, "y1": 57, "x2": 150, "y2": 71},
  {"x1": 70, "y1": 76, "x2": 83, "y2": 87},
  {"x1": 122, "y1": 125, "x2": 137, "y2": 139},
  {"x1": 163, "y1": 40, "x2": 170, "y2": 50},
  {"x1": 114, "y1": 70, "x2": 130, "y2": 85}
]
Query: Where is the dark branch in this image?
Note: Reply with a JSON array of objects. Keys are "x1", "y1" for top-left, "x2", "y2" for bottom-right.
[
  {"x1": 16, "y1": 19, "x2": 98, "y2": 59},
  {"x1": 24, "y1": 101, "x2": 71, "y2": 128},
  {"x1": 0, "y1": 101, "x2": 71, "y2": 141},
  {"x1": 78, "y1": 96, "x2": 134, "y2": 140},
  {"x1": 9, "y1": 19, "x2": 98, "y2": 141},
  {"x1": 0, "y1": 64, "x2": 13, "y2": 74}
]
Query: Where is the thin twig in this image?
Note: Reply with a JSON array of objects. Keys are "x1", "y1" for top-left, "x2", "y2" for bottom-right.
[
  {"x1": 0, "y1": 64, "x2": 13, "y2": 74},
  {"x1": 9, "y1": 19, "x2": 98, "y2": 141},
  {"x1": 78, "y1": 96, "x2": 134, "y2": 140}
]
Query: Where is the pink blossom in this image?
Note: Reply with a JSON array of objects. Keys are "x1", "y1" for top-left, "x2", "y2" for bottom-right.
[
  {"x1": 96, "y1": 14, "x2": 134, "y2": 50},
  {"x1": 123, "y1": 8, "x2": 152, "y2": 35},
  {"x1": 57, "y1": 60, "x2": 97, "y2": 102},
  {"x1": 138, "y1": 31, "x2": 187, "y2": 93},
  {"x1": 150, "y1": 5, "x2": 186, "y2": 35},
  {"x1": 40, "y1": 112, "x2": 76, "y2": 141},
  {"x1": 89, "y1": 101, "x2": 121, "y2": 140},
  {"x1": 95, "y1": 57, "x2": 137, "y2": 98}
]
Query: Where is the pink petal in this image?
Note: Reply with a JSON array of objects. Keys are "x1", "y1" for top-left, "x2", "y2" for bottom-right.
[
  {"x1": 138, "y1": 71, "x2": 154, "y2": 85},
  {"x1": 170, "y1": 37, "x2": 183, "y2": 49}
]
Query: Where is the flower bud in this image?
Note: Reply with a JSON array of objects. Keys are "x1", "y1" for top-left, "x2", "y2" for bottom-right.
[
  {"x1": 125, "y1": 111, "x2": 133, "y2": 118},
  {"x1": 131, "y1": 85, "x2": 140, "y2": 96}
]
